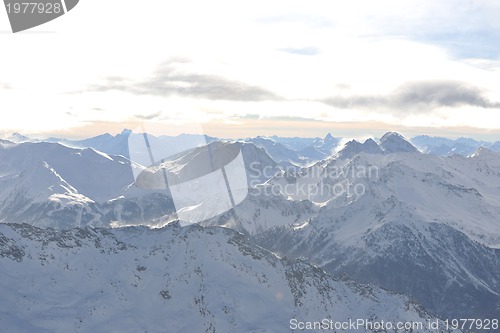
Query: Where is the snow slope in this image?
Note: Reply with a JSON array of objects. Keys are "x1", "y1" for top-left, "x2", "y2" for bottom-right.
[
  {"x1": 0, "y1": 223, "x2": 455, "y2": 333},
  {"x1": 0, "y1": 141, "x2": 175, "y2": 228},
  {"x1": 254, "y1": 135, "x2": 500, "y2": 321}
]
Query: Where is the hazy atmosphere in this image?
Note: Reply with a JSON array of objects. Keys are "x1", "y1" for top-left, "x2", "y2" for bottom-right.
[{"x1": 1, "y1": 0, "x2": 499, "y2": 140}]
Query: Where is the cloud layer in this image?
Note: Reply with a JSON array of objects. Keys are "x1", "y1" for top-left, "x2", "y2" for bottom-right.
[
  {"x1": 323, "y1": 80, "x2": 500, "y2": 111},
  {"x1": 89, "y1": 61, "x2": 280, "y2": 102}
]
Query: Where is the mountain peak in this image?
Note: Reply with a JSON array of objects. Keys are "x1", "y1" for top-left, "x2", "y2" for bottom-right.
[
  {"x1": 471, "y1": 146, "x2": 497, "y2": 158},
  {"x1": 337, "y1": 138, "x2": 384, "y2": 159},
  {"x1": 379, "y1": 131, "x2": 403, "y2": 141},
  {"x1": 119, "y1": 129, "x2": 132, "y2": 136},
  {"x1": 379, "y1": 132, "x2": 418, "y2": 153},
  {"x1": 8, "y1": 132, "x2": 32, "y2": 143},
  {"x1": 363, "y1": 138, "x2": 384, "y2": 153},
  {"x1": 324, "y1": 133, "x2": 334, "y2": 141}
]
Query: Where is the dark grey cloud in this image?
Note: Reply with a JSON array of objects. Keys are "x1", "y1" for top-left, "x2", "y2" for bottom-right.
[
  {"x1": 89, "y1": 60, "x2": 280, "y2": 102},
  {"x1": 323, "y1": 80, "x2": 500, "y2": 111},
  {"x1": 278, "y1": 47, "x2": 319, "y2": 56},
  {"x1": 393, "y1": 81, "x2": 500, "y2": 108},
  {"x1": 134, "y1": 111, "x2": 162, "y2": 120}
]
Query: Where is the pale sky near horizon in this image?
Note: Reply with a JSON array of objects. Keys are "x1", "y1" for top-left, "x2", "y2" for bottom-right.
[{"x1": 0, "y1": 0, "x2": 500, "y2": 140}]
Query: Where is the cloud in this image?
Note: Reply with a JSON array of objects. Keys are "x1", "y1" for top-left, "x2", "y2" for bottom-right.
[
  {"x1": 89, "y1": 60, "x2": 280, "y2": 102},
  {"x1": 393, "y1": 81, "x2": 499, "y2": 108},
  {"x1": 134, "y1": 111, "x2": 163, "y2": 120},
  {"x1": 322, "y1": 80, "x2": 500, "y2": 111}
]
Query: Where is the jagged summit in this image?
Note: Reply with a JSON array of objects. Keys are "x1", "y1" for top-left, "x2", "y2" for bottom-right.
[
  {"x1": 315, "y1": 133, "x2": 339, "y2": 154},
  {"x1": 470, "y1": 145, "x2": 499, "y2": 159},
  {"x1": 337, "y1": 138, "x2": 383, "y2": 159},
  {"x1": 362, "y1": 138, "x2": 383, "y2": 153},
  {"x1": 380, "y1": 131, "x2": 402, "y2": 140},
  {"x1": 379, "y1": 132, "x2": 419, "y2": 153},
  {"x1": 335, "y1": 132, "x2": 419, "y2": 159}
]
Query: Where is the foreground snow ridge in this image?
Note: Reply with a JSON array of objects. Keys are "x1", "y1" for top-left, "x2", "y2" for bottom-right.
[{"x1": 0, "y1": 223, "x2": 453, "y2": 333}]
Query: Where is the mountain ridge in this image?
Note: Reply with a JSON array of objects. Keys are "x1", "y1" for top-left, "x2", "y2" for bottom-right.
[{"x1": 0, "y1": 222, "x2": 457, "y2": 333}]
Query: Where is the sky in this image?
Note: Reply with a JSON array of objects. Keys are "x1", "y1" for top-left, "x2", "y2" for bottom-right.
[{"x1": 0, "y1": 0, "x2": 500, "y2": 140}]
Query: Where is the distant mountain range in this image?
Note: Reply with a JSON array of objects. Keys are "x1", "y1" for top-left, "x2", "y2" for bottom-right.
[
  {"x1": 1, "y1": 130, "x2": 499, "y2": 331},
  {"x1": 411, "y1": 135, "x2": 500, "y2": 156},
  {"x1": 7, "y1": 130, "x2": 337, "y2": 166},
  {"x1": 7, "y1": 130, "x2": 500, "y2": 160}
]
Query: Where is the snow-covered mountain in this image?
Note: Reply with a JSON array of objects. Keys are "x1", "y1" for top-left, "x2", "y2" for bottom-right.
[
  {"x1": 131, "y1": 141, "x2": 279, "y2": 192},
  {"x1": 0, "y1": 141, "x2": 129, "y2": 227},
  {"x1": 7, "y1": 130, "x2": 499, "y2": 158},
  {"x1": 2, "y1": 130, "x2": 500, "y2": 329},
  {"x1": 490, "y1": 141, "x2": 500, "y2": 151},
  {"x1": 411, "y1": 135, "x2": 500, "y2": 156},
  {"x1": 46, "y1": 130, "x2": 132, "y2": 157},
  {"x1": 337, "y1": 138, "x2": 384, "y2": 159},
  {"x1": 253, "y1": 135, "x2": 500, "y2": 321},
  {"x1": 265, "y1": 133, "x2": 340, "y2": 155},
  {"x1": 133, "y1": 141, "x2": 282, "y2": 225},
  {"x1": 244, "y1": 135, "x2": 338, "y2": 165},
  {"x1": 244, "y1": 137, "x2": 305, "y2": 164},
  {"x1": 334, "y1": 132, "x2": 417, "y2": 160},
  {"x1": 0, "y1": 140, "x2": 177, "y2": 228},
  {"x1": 0, "y1": 139, "x2": 284, "y2": 229},
  {"x1": 0, "y1": 222, "x2": 456, "y2": 333},
  {"x1": 379, "y1": 132, "x2": 419, "y2": 153},
  {"x1": 198, "y1": 187, "x2": 318, "y2": 236},
  {"x1": 314, "y1": 133, "x2": 341, "y2": 154},
  {"x1": 6, "y1": 133, "x2": 34, "y2": 143},
  {"x1": 268, "y1": 136, "x2": 318, "y2": 151},
  {"x1": 44, "y1": 130, "x2": 219, "y2": 160}
]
